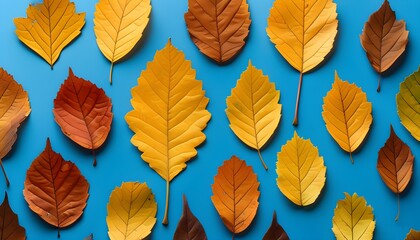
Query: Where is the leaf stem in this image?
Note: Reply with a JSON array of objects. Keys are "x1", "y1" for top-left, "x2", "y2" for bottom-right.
[
  {"x1": 293, "y1": 72, "x2": 303, "y2": 126},
  {"x1": 232, "y1": 233, "x2": 235, "y2": 240},
  {"x1": 109, "y1": 62, "x2": 114, "y2": 85},
  {"x1": 377, "y1": 75, "x2": 381, "y2": 92},
  {"x1": 395, "y1": 193, "x2": 400, "y2": 221},
  {"x1": 162, "y1": 180, "x2": 169, "y2": 225},
  {"x1": 349, "y1": 152, "x2": 354, "y2": 164},
  {"x1": 257, "y1": 148, "x2": 268, "y2": 170},
  {"x1": 57, "y1": 227, "x2": 60, "y2": 238},
  {"x1": 0, "y1": 160, "x2": 10, "y2": 186},
  {"x1": 92, "y1": 150, "x2": 97, "y2": 167}
]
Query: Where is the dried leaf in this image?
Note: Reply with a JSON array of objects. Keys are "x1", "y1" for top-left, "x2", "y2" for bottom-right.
[
  {"x1": 267, "y1": 0, "x2": 338, "y2": 125},
  {"x1": 211, "y1": 156, "x2": 260, "y2": 235},
  {"x1": 53, "y1": 68, "x2": 113, "y2": 166},
  {"x1": 0, "y1": 68, "x2": 31, "y2": 186},
  {"x1": 406, "y1": 229, "x2": 420, "y2": 240},
  {"x1": 360, "y1": 0, "x2": 408, "y2": 92},
  {"x1": 23, "y1": 139, "x2": 89, "y2": 237},
  {"x1": 184, "y1": 0, "x2": 250, "y2": 63},
  {"x1": 14, "y1": 0, "x2": 85, "y2": 68},
  {"x1": 332, "y1": 193, "x2": 375, "y2": 240},
  {"x1": 226, "y1": 61, "x2": 281, "y2": 170},
  {"x1": 262, "y1": 212, "x2": 289, "y2": 240},
  {"x1": 107, "y1": 182, "x2": 157, "y2": 240},
  {"x1": 125, "y1": 39, "x2": 211, "y2": 224},
  {"x1": 94, "y1": 0, "x2": 151, "y2": 83},
  {"x1": 322, "y1": 71, "x2": 373, "y2": 163},
  {"x1": 173, "y1": 195, "x2": 207, "y2": 240},
  {"x1": 0, "y1": 193, "x2": 26, "y2": 240},
  {"x1": 84, "y1": 234, "x2": 93, "y2": 240},
  {"x1": 377, "y1": 125, "x2": 414, "y2": 221},
  {"x1": 396, "y1": 67, "x2": 420, "y2": 141},
  {"x1": 276, "y1": 132, "x2": 326, "y2": 206}
]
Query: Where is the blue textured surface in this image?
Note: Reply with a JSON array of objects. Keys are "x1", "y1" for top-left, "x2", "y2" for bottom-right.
[{"x1": 0, "y1": 0, "x2": 419, "y2": 239}]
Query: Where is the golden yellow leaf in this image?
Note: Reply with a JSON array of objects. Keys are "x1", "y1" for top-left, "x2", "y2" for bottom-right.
[
  {"x1": 125, "y1": 40, "x2": 211, "y2": 224},
  {"x1": 332, "y1": 193, "x2": 376, "y2": 240},
  {"x1": 276, "y1": 132, "x2": 326, "y2": 206},
  {"x1": 226, "y1": 61, "x2": 281, "y2": 170},
  {"x1": 14, "y1": 0, "x2": 85, "y2": 68},
  {"x1": 267, "y1": 0, "x2": 338, "y2": 125},
  {"x1": 94, "y1": 0, "x2": 151, "y2": 84},
  {"x1": 322, "y1": 71, "x2": 372, "y2": 163},
  {"x1": 106, "y1": 182, "x2": 157, "y2": 240},
  {"x1": 405, "y1": 229, "x2": 420, "y2": 240}
]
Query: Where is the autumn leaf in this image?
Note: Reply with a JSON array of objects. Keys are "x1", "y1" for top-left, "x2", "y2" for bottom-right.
[
  {"x1": 84, "y1": 234, "x2": 93, "y2": 240},
  {"x1": 0, "y1": 68, "x2": 31, "y2": 186},
  {"x1": 23, "y1": 138, "x2": 89, "y2": 237},
  {"x1": 125, "y1": 39, "x2": 211, "y2": 224},
  {"x1": 262, "y1": 212, "x2": 289, "y2": 240},
  {"x1": 377, "y1": 125, "x2": 414, "y2": 221},
  {"x1": 406, "y1": 229, "x2": 420, "y2": 240},
  {"x1": 14, "y1": 0, "x2": 85, "y2": 68},
  {"x1": 332, "y1": 193, "x2": 375, "y2": 240},
  {"x1": 0, "y1": 193, "x2": 26, "y2": 240},
  {"x1": 267, "y1": 0, "x2": 338, "y2": 125},
  {"x1": 397, "y1": 67, "x2": 420, "y2": 141},
  {"x1": 276, "y1": 132, "x2": 326, "y2": 206},
  {"x1": 360, "y1": 0, "x2": 408, "y2": 92},
  {"x1": 226, "y1": 61, "x2": 281, "y2": 170},
  {"x1": 173, "y1": 195, "x2": 207, "y2": 240},
  {"x1": 106, "y1": 182, "x2": 157, "y2": 240},
  {"x1": 53, "y1": 68, "x2": 113, "y2": 166},
  {"x1": 322, "y1": 71, "x2": 373, "y2": 163},
  {"x1": 94, "y1": 0, "x2": 151, "y2": 84},
  {"x1": 211, "y1": 156, "x2": 260, "y2": 236},
  {"x1": 184, "y1": 0, "x2": 250, "y2": 63}
]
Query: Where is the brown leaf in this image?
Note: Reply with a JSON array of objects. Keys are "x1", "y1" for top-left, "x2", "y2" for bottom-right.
[
  {"x1": 360, "y1": 0, "x2": 408, "y2": 92},
  {"x1": 53, "y1": 68, "x2": 113, "y2": 166},
  {"x1": 174, "y1": 195, "x2": 207, "y2": 240},
  {"x1": 184, "y1": 0, "x2": 251, "y2": 63},
  {"x1": 377, "y1": 125, "x2": 414, "y2": 220},
  {"x1": 23, "y1": 138, "x2": 89, "y2": 237},
  {"x1": 211, "y1": 156, "x2": 260, "y2": 235},
  {"x1": 0, "y1": 193, "x2": 26, "y2": 240},
  {"x1": 405, "y1": 229, "x2": 420, "y2": 240},
  {"x1": 84, "y1": 234, "x2": 93, "y2": 240},
  {"x1": 262, "y1": 212, "x2": 289, "y2": 240}
]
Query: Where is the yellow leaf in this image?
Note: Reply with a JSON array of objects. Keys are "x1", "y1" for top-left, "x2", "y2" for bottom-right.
[
  {"x1": 94, "y1": 0, "x2": 151, "y2": 84},
  {"x1": 332, "y1": 193, "x2": 376, "y2": 240},
  {"x1": 125, "y1": 40, "x2": 211, "y2": 224},
  {"x1": 405, "y1": 229, "x2": 420, "y2": 240},
  {"x1": 267, "y1": 0, "x2": 338, "y2": 125},
  {"x1": 106, "y1": 182, "x2": 157, "y2": 240},
  {"x1": 322, "y1": 71, "x2": 372, "y2": 163},
  {"x1": 226, "y1": 61, "x2": 281, "y2": 170},
  {"x1": 14, "y1": 0, "x2": 85, "y2": 68},
  {"x1": 276, "y1": 131, "x2": 326, "y2": 206},
  {"x1": 396, "y1": 67, "x2": 420, "y2": 141}
]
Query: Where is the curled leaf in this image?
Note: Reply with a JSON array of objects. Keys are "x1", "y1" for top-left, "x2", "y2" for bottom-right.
[
  {"x1": 94, "y1": 0, "x2": 151, "y2": 83},
  {"x1": 360, "y1": 0, "x2": 408, "y2": 92},
  {"x1": 106, "y1": 182, "x2": 157, "y2": 240},
  {"x1": 276, "y1": 132, "x2": 326, "y2": 206},
  {"x1": 23, "y1": 139, "x2": 89, "y2": 237},
  {"x1": 53, "y1": 68, "x2": 113, "y2": 166},
  {"x1": 332, "y1": 193, "x2": 375, "y2": 240},
  {"x1": 211, "y1": 156, "x2": 260, "y2": 235},
  {"x1": 0, "y1": 193, "x2": 26, "y2": 240},
  {"x1": 14, "y1": 0, "x2": 85, "y2": 68},
  {"x1": 322, "y1": 71, "x2": 373, "y2": 163},
  {"x1": 262, "y1": 212, "x2": 289, "y2": 240},
  {"x1": 173, "y1": 195, "x2": 207, "y2": 240},
  {"x1": 0, "y1": 68, "x2": 31, "y2": 186},
  {"x1": 184, "y1": 0, "x2": 251, "y2": 63},
  {"x1": 405, "y1": 229, "x2": 420, "y2": 240}
]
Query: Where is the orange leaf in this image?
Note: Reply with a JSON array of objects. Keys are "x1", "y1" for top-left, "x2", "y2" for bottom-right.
[
  {"x1": 0, "y1": 193, "x2": 26, "y2": 240},
  {"x1": 211, "y1": 156, "x2": 260, "y2": 235},
  {"x1": 53, "y1": 68, "x2": 113, "y2": 166},
  {"x1": 23, "y1": 139, "x2": 89, "y2": 237}
]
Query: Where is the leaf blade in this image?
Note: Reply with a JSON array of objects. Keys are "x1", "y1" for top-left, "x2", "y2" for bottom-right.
[
  {"x1": 173, "y1": 195, "x2": 207, "y2": 240},
  {"x1": 262, "y1": 212, "x2": 289, "y2": 240},
  {"x1": 0, "y1": 193, "x2": 26, "y2": 240},
  {"x1": 405, "y1": 229, "x2": 420, "y2": 240}
]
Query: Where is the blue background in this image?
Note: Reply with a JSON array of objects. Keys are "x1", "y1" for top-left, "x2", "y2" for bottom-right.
[{"x1": 0, "y1": 0, "x2": 419, "y2": 239}]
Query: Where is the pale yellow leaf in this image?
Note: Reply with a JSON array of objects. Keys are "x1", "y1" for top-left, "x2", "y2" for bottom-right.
[
  {"x1": 106, "y1": 182, "x2": 157, "y2": 240},
  {"x1": 276, "y1": 132, "x2": 326, "y2": 206},
  {"x1": 226, "y1": 61, "x2": 281, "y2": 170}
]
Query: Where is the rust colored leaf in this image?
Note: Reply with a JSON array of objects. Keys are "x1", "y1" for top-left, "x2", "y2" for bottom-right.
[
  {"x1": 174, "y1": 195, "x2": 207, "y2": 240},
  {"x1": 377, "y1": 125, "x2": 414, "y2": 221},
  {"x1": 211, "y1": 156, "x2": 260, "y2": 236},
  {"x1": 263, "y1": 212, "x2": 289, "y2": 240},
  {"x1": 184, "y1": 0, "x2": 251, "y2": 63},
  {"x1": 53, "y1": 68, "x2": 113, "y2": 166},
  {"x1": 360, "y1": 0, "x2": 408, "y2": 92},
  {"x1": 23, "y1": 138, "x2": 89, "y2": 237},
  {"x1": 0, "y1": 193, "x2": 26, "y2": 240}
]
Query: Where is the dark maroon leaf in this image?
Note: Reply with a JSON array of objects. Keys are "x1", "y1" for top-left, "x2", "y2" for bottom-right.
[
  {"x1": 173, "y1": 195, "x2": 207, "y2": 240},
  {"x1": 263, "y1": 211, "x2": 289, "y2": 240},
  {"x1": 0, "y1": 193, "x2": 26, "y2": 240}
]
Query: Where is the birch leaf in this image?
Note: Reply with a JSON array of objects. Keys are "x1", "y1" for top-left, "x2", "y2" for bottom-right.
[
  {"x1": 226, "y1": 61, "x2": 281, "y2": 170},
  {"x1": 125, "y1": 40, "x2": 211, "y2": 224}
]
